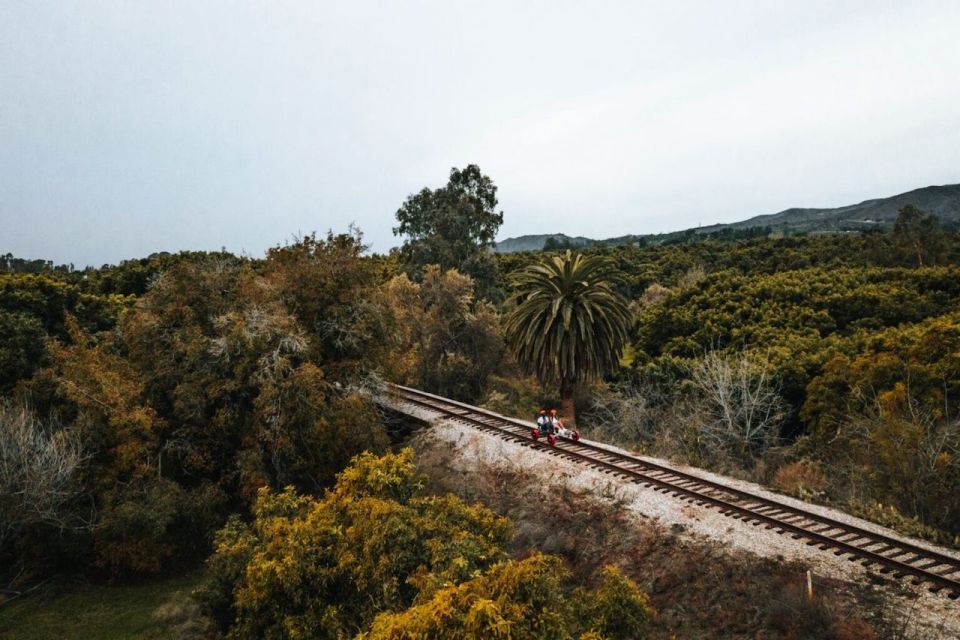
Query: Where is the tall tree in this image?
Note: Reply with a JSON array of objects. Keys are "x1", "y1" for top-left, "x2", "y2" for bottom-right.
[
  {"x1": 891, "y1": 205, "x2": 947, "y2": 267},
  {"x1": 393, "y1": 164, "x2": 503, "y2": 298},
  {"x1": 381, "y1": 266, "x2": 504, "y2": 402},
  {"x1": 504, "y1": 251, "x2": 631, "y2": 426}
]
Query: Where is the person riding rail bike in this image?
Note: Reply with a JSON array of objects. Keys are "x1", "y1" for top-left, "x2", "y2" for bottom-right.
[
  {"x1": 536, "y1": 409, "x2": 550, "y2": 433},
  {"x1": 531, "y1": 408, "x2": 579, "y2": 444}
]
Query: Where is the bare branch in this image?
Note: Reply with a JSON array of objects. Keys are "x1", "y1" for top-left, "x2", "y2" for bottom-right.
[
  {"x1": 0, "y1": 401, "x2": 91, "y2": 550},
  {"x1": 690, "y1": 351, "x2": 786, "y2": 466}
]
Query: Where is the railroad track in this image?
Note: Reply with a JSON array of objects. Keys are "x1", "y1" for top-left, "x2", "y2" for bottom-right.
[{"x1": 381, "y1": 383, "x2": 960, "y2": 600}]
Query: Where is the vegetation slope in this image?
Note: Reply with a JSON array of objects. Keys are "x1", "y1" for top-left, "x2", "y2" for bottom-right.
[{"x1": 2, "y1": 166, "x2": 959, "y2": 638}]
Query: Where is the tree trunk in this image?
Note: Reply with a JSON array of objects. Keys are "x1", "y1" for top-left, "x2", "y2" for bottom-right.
[{"x1": 560, "y1": 378, "x2": 576, "y2": 428}]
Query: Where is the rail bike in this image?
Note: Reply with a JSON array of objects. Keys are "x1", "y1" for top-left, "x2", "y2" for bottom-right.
[{"x1": 530, "y1": 422, "x2": 580, "y2": 446}]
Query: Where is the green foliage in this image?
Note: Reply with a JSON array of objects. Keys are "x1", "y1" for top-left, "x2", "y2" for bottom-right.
[
  {"x1": 0, "y1": 252, "x2": 74, "y2": 274},
  {"x1": 506, "y1": 251, "x2": 631, "y2": 384},
  {"x1": 0, "y1": 272, "x2": 134, "y2": 392},
  {"x1": 890, "y1": 204, "x2": 949, "y2": 267},
  {"x1": 264, "y1": 231, "x2": 392, "y2": 375},
  {"x1": 393, "y1": 164, "x2": 504, "y2": 299},
  {"x1": 382, "y1": 267, "x2": 505, "y2": 402},
  {"x1": 200, "y1": 451, "x2": 653, "y2": 639},
  {"x1": 47, "y1": 317, "x2": 162, "y2": 489},
  {"x1": 638, "y1": 266, "x2": 960, "y2": 358},
  {"x1": 543, "y1": 235, "x2": 589, "y2": 251},
  {"x1": 500, "y1": 225, "x2": 960, "y2": 538},
  {"x1": 88, "y1": 251, "x2": 252, "y2": 297},
  {"x1": 633, "y1": 265, "x2": 960, "y2": 421},
  {"x1": 802, "y1": 312, "x2": 960, "y2": 437},
  {"x1": 4, "y1": 236, "x2": 391, "y2": 577},
  {"x1": 510, "y1": 226, "x2": 960, "y2": 537},
  {"x1": 480, "y1": 373, "x2": 546, "y2": 418},
  {"x1": 0, "y1": 570, "x2": 205, "y2": 640},
  {"x1": 0, "y1": 273, "x2": 133, "y2": 337},
  {"x1": 574, "y1": 565, "x2": 654, "y2": 640},
  {"x1": 7, "y1": 209, "x2": 960, "y2": 603},
  {"x1": 93, "y1": 478, "x2": 226, "y2": 574},
  {"x1": 851, "y1": 500, "x2": 943, "y2": 543},
  {"x1": 500, "y1": 231, "x2": 960, "y2": 300},
  {"x1": 114, "y1": 239, "x2": 389, "y2": 501},
  {"x1": 31, "y1": 318, "x2": 195, "y2": 573},
  {"x1": 0, "y1": 311, "x2": 46, "y2": 394},
  {"x1": 360, "y1": 554, "x2": 572, "y2": 639},
  {"x1": 505, "y1": 251, "x2": 631, "y2": 422},
  {"x1": 362, "y1": 555, "x2": 653, "y2": 640},
  {"x1": 800, "y1": 313, "x2": 960, "y2": 534}
]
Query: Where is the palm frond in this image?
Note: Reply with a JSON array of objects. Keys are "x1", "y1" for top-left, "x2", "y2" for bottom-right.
[{"x1": 504, "y1": 250, "x2": 631, "y2": 385}]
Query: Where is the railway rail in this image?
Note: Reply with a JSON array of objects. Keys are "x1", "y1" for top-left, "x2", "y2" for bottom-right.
[{"x1": 380, "y1": 383, "x2": 960, "y2": 600}]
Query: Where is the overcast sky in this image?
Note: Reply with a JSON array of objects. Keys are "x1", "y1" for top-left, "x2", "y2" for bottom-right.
[{"x1": 2, "y1": 1, "x2": 959, "y2": 266}]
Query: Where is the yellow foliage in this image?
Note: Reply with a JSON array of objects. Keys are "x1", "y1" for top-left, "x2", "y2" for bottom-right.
[
  {"x1": 49, "y1": 315, "x2": 161, "y2": 485},
  {"x1": 201, "y1": 449, "x2": 654, "y2": 638},
  {"x1": 362, "y1": 557, "x2": 653, "y2": 640},
  {"x1": 360, "y1": 554, "x2": 571, "y2": 640},
  {"x1": 200, "y1": 450, "x2": 512, "y2": 639}
]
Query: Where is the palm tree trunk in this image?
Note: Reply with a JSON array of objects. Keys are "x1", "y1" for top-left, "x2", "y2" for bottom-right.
[{"x1": 560, "y1": 378, "x2": 576, "y2": 428}]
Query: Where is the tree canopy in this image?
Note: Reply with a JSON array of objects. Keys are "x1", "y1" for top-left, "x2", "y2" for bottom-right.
[{"x1": 393, "y1": 164, "x2": 504, "y2": 298}]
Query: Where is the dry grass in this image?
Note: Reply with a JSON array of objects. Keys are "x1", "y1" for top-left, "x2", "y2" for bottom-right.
[{"x1": 772, "y1": 459, "x2": 830, "y2": 499}]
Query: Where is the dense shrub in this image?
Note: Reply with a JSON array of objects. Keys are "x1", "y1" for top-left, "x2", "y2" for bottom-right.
[
  {"x1": 532, "y1": 234, "x2": 960, "y2": 537},
  {"x1": 362, "y1": 555, "x2": 653, "y2": 640},
  {"x1": 198, "y1": 449, "x2": 513, "y2": 638},
  {"x1": 5, "y1": 224, "x2": 960, "y2": 587},
  {"x1": 200, "y1": 450, "x2": 654, "y2": 640},
  {"x1": 3, "y1": 236, "x2": 392, "y2": 577},
  {"x1": 0, "y1": 311, "x2": 46, "y2": 394},
  {"x1": 802, "y1": 313, "x2": 960, "y2": 535},
  {"x1": 0, "y1": 273, "x2": 133, "y2": 393}
]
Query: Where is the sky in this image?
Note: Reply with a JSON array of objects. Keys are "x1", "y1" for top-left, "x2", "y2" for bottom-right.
[{"x1": 2, "y1": 1, "x2": 959, "y2": 266}]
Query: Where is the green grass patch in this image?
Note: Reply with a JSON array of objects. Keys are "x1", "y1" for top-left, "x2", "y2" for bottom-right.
[{"x1": 0, "y1": 570, "x2": 204, "y2": 640}]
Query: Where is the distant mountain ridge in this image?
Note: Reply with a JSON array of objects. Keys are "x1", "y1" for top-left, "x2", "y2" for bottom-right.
[
  {"x1": 493, "y1": 183, "x2": 960, "y2": 253},
  {"x1": 492, "y1": 234, "x2": 594, "y2": 254}
]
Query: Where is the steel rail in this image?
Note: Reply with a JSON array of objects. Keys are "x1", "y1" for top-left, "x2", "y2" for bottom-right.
[{"x1": 381, "y1": 383, "x2": 960, "y2": 600}]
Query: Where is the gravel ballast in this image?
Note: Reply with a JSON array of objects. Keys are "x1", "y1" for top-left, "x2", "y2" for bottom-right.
[{"x1": 417, "y1": 414, "x2": 960, "y2": 637}]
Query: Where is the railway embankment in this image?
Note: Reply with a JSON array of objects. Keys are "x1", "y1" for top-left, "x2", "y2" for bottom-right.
[{"x1": 380, "y1": 385, "x2": 960, "y2": 638}]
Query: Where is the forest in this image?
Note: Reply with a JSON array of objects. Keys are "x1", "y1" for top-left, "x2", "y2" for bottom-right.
[{"x1": 2, "y1": 166, "x2": 960, "y2": 638}]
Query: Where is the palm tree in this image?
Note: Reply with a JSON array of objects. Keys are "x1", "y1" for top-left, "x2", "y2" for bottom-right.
[{"x1": 504, "y1": 250, "x2": 631, "y2": 426}]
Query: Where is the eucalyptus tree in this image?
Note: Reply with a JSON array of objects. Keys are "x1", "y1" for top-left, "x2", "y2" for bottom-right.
[
  {"x1": 504, "y1": 251, "x2": 631, "y2": 426},
  {"x1": 891, "y1": 205, "x2": 947, "y2": 267},
  {"x1": 393, "y1": 164, "x2": 504, "y2": 299}
]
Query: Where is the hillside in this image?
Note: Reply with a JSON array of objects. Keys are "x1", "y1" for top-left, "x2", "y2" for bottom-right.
[
  {"x1": 725, "y1": 183, "x2": 960, "y2": 233},
  {"x1": 491, "y1": 233, "x2": 594, "y2": 253},
  {"x1": 493, "y1": 182, "x2": 960, "y2": 252}
]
